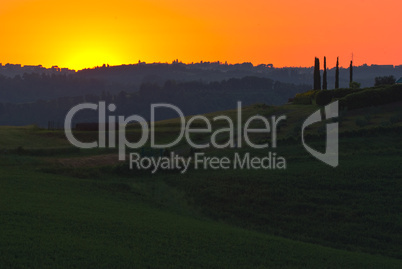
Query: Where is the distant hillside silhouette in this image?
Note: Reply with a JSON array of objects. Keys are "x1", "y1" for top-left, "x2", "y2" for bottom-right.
[
  {"x1": 0, "y1": 75, "x2": 309, "y2": 126},
  {"x1": 2, "y1": 61, "x2": 402, "y2": 90}
]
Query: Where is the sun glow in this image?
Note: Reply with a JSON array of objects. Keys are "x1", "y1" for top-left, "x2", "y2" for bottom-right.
[
  {"x1": 63, "y1": 45, "x2": 124, "y2": 70},
  {"x1": 1, "y1": 0, "x2": 402, "y2": 69}
]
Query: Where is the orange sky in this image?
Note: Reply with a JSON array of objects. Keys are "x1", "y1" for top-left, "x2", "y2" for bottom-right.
[{"x1": 1, "y1": 0, "x2": 401, "y2": 70}]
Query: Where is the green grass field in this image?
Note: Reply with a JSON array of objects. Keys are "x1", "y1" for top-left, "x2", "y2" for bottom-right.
[
  {"x1": 1, "y1": 165, "x2": 401, "y2": 268},
  {"x1": 0, "y1": 102, "x2": 402, "y2": 268}
]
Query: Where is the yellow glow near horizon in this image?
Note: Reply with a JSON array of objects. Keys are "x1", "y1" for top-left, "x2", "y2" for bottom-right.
[
  {"x1": 63, "y1": 46, "x2": 122, "y2": 70},
  {"x1": 1, "y1": 0, "x2": 402, "y2": 69}
]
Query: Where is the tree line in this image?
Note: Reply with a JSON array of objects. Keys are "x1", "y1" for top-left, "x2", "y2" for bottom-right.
[
  {"x1": 313, "y1": 57, "x2": 398, "y2": 90},
  {"x1": 314, "y1": 56, "x2": 357, "y2": 90}
]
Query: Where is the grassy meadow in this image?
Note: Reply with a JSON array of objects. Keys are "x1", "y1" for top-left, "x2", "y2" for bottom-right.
[{"x1": 0, "y1": 99, "x2": 401, "y2": 268}]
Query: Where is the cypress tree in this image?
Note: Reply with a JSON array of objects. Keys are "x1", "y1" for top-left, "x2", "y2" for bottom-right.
[
  {"x1": 322, "y1": 56, "x2": 327, "y2": 90},
  {"x1": 317, "y1": 58, "x2": 321, "y2": 90},
  {"x1": 335, "y1": 57, "x2": 339, "y2": 89},
  {"x1": 350, "y1": 60, "x2": 353, "y2": 83},
  {"x1": 313, "y1": 58, "x2": 317, "y2": 89},
  {"x1": 314, "y1": 57, "x2": 321, "y2": 90}
]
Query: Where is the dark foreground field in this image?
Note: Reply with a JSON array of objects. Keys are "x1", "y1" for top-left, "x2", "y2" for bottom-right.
[{"x1": 0, "y1": 102, "x2": 401, "y2": 268}]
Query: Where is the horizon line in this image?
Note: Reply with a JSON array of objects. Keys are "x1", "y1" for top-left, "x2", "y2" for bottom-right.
[{"x1": 1, "y1": 61, "x2": 401, "y2": 72}]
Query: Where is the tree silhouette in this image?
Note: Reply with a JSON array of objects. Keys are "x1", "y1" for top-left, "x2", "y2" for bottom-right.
[
  {"x1": 335, "y1": 57, "x2": 339, "y2": 89},
  {"x1": 349, "y1": 60, "x2": 353, "y2": 84},
  {"x1": 322, "y1": 57, "x2": 327, "y2": 90},
  {"x1": 313, "y1": 57, "x2": 321, "y2": 90}
]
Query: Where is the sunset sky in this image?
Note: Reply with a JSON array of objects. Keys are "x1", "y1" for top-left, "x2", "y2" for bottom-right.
[{"x1": 1, "y1": 0, "x2": 401, "y2": 70}]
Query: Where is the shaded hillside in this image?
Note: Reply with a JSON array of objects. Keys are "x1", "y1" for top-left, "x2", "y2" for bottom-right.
[
  {"x1": 0, "y1": 100, "x2": 401, "y2": 266},
  {"x1": 0, "y1": 76, "x2": 309, "y2": 126}
]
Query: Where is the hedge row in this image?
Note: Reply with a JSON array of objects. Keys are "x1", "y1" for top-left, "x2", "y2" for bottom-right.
[
  {"x1": 293, "y1": 90, "x2": 319, "y2": 104},
  {"x1": 296, "y1": 84, "x2": 402, "y2": 108},
  {"x1": 339, "y1": 84, "x2": 402, "y2": 110},
  {"x1": 294, "y1": 87, "x2": 368, "y2": 106},
  {"x1": 315, "y1": 88, "x2": 368, "y2": 106}
]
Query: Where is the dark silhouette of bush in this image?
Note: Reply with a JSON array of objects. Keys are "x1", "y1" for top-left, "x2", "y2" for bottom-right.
[
  {"x1": 349, "y1": 81, "x2": 361, "y2": 89},
  {"x1": 300, "y1": 87, "x2": 365, "y2": 106},
  {"x1": 374, "y1": 75, "x2": 395, "y2": 87},
  {"x1": 330, "y1": 88, "x2": 364, "y2": 98},
  {"x1": 340, "y1": 84, "x2": 402, "y2": 110},
  {"x1": 293, "y1": 90, "x2": 319, "y2": 104},
  {"x1": 315, "y1": 90, "x2": 333, "y2": 106}
]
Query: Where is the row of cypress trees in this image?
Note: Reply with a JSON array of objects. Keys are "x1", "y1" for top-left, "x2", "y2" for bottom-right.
[{"x1": 313, "y1": 57, "x2": 353, "y2": 90}]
